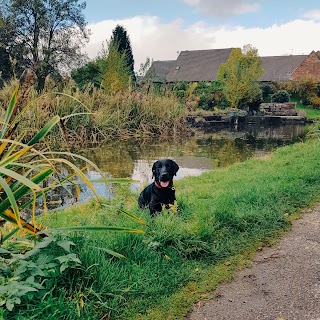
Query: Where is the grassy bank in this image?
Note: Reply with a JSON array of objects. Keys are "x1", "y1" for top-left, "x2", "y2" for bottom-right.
[
  {"x1": 293, "y1": 98, "x2": 320, "y2": 119},
  {"x1": 9, "y1": 133, "x2": 318, "y2": 320}
]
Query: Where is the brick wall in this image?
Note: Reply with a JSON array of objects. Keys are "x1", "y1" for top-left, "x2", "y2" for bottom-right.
[{"x1": 292, "y1": 51, "x2": 320, "y2": 81}]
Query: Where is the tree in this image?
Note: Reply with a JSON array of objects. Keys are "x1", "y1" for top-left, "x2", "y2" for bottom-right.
[
  {"x1": 271, "y1": 90, "x2": 290, "y2": 103},
  {"x1": 71, "y1": 47, "x2": 108, "y2": 89},
  {"x1": 0, "y1": 11, "x2": 25, "y2": 84},
  {"x1": 218, "y1": 44, "x2": 263, "y2": 109},
  {"x1": 138, "y1": 57, "x2": 152, "y2": 77},
  {"x1": 2, "y1": 0, "x2": 89, "y2": 91},
  {"x1": 110, "y1": 25, "x2": 135, "y2": 83},
  {"x1": 100, "y1": 41, "x2": 131, "y2": 94},
  {"x1": 0, "y1": 14, "x2": 11, "y2": 84},
  {"x1": 71, "y1": 60, "x2": 102, "y2": 89}
]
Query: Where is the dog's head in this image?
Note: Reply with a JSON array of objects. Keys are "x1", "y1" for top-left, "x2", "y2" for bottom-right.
[{"x1": 152, "y1": 159, "x2": 179, "y2": 188}]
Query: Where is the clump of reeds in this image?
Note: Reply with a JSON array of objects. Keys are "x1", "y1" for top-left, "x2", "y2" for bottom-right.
[{"x1": 0, "y1": 77, "x2": 188, "y2": 145}]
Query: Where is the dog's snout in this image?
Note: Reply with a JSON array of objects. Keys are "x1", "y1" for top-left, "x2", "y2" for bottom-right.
[{"x1": 160, "y1": 172, "x2": 169, "y2": 180}]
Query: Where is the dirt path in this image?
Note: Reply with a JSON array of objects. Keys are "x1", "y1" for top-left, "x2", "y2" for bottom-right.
[{"x1": 187, "y1": 204, "x2": 320, "y2": 320}]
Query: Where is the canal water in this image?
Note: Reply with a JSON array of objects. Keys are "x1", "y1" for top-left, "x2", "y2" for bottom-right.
[{"x1": 45, "y1": 123, "x2": 308, "y2": 209}]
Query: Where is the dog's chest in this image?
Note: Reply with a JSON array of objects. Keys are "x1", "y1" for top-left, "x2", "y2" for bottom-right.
[{"x1": 151, "y1": 185, "x2": 175, "y2": 203}]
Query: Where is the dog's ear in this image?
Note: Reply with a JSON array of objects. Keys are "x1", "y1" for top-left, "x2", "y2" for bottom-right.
[
  {"x1": 152, "y1": 161, "x2": 158, "y2": 178},
  {"x1": 171, "y1": 160, "x2": 179, "y2": 176}
]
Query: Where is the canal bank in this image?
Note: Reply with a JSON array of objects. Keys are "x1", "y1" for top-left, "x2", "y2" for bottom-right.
[{"x1": 188, "y1": 203, "x2": 320, "y2": 320}]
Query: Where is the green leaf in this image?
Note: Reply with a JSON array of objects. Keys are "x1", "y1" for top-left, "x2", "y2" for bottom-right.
[
  {"x1": 0, "y1": 168, "x2": 53, "y2": 217},
  {"x1": 57, "y1": 240, "x2": 75, "y2": 253},
  {"x1": 0, "y1": 167, "x2": 42, "y2": 191},
  {"x1": 42, "y1": 226, "x2": 146, "y2": 234},
  {"x1": 1, "y1": 85, "x2": 19, "y2": 139},
  {"x1": 91, "y1": 246, "x2": 126, "y2": 259},
  {"x1": 0, "y1": 145, "x2": 33, "y2": 168},
  {"x1": 90, "y1": 177, "x2": 139, "y2": 184},
  {"x1": 55, "y1": 253, "x2": 81, "y2": 266},
  {"x1": 6, "y1": 299, "x2": 15, "y2": 311},
  {"x1": 117, "y1": 208, "x2": 149, "y2": 227},
  {"x1": 43, "y1": 157, "x2": 101, "y2": 201},
  {"x1": 0, "y1": 175, "x2": 21, "y2": 227},
  {"x1": 42, "y1": 151, "x2": 111, "y2": 186},
  {"x1": 27, "y1": 115, "x2": 60, "y2": 146},
  {"x1": 61, "y1": 112, "x2": 93, "y2": 121},
  {"x1": 0, "y1": 247, "x2": 12, "y2": 255}
]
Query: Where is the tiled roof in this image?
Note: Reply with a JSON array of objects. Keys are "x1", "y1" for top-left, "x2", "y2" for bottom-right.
[
  {"x1": 260, "y1": 55, "x2": 308, "y2": 81},
  {"x1": 144, "y1": 49, "x2": 313, "y2": 83},
  {"x1": 165, "y1": 48, "x2": 233, "y2": 82},
  {"x1": 144, "y1": 60, "x2": 176, "y2": 83}
]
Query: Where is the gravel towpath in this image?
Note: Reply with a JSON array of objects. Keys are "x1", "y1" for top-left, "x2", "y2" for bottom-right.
[{"x1": 188, "y1": 205, "x2": 320, "y2": 320}]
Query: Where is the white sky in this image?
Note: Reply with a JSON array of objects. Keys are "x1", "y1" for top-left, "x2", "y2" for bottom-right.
[{"x1": 83, "y1": 0, "x2": 320, "y2": 72}]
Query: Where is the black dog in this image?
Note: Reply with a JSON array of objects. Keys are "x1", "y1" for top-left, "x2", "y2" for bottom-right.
[{"x1": 138, "y1": 159, "x2": 179, "y2": 215}]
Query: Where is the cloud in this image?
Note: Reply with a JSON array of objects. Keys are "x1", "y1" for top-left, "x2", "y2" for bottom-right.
[
  {"x1": 303, "y1": 9, "x2": 320, "y2": 21},
  {"x1": 181, "y1": 0, "x2": 261, "y2": 17},
  {"x1": 85, "y1": 16, "x2": 320, "y2": 72}
]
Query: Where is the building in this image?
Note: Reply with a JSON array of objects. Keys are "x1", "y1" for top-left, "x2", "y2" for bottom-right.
[{"x1": 144, "y1": 49, "x2": 320, "y2": 83}]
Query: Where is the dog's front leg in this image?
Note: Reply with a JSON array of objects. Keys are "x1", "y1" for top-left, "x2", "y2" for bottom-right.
[{"x1": 149, "y1": 201, "x2": 162, "y2": 216}]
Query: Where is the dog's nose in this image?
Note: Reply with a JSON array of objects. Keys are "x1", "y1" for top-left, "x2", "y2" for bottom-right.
[{"x1": 160, "y1": 173, "x2": 169, "y2": 180}]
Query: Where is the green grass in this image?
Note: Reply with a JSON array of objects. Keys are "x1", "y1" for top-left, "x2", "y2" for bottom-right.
[
  {"x1": 297, "y1": 105, "x2": 320, "y2": 119},
  {"x1": 292, "y1": 98, "x2": 320, "y2": 119},
  {"x1": 7, "y1": 136, "x2": 320, "y2": 320}
]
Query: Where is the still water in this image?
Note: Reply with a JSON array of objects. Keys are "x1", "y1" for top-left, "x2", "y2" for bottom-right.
[{"x1": 46, "y1": 123, "x2": 308, "y2": 209}]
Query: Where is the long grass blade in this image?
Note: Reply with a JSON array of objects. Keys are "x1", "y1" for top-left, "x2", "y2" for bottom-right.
[
  {"x1": 41, "y1": 151, "x2": 110, "y2": 185},
  {"x1": 61, "y1": 112, "x2": 93, "y2": 121},
  {"x1": 2, "y1": 130, "x2": 27, "y2": 159},
  {"x1": 1, "y1": 226, "x2": 20, "y2": 243},
  {"x1": 0, "y1": 146, "x2": 33, "y2": 168},
  {"x1": 0, "y1": 208, "x2": 42, "y2": 234},
  {"x1": 27, "y1": 115, "x2": 60, "y2": 146},
  {"x1": 0, "y1": 176, "x2": 22, "y2": 228},
  {"x1": 42, "y1": 226, "x2": 146, "y2": 234},
  {"x1": 0, "y1": 167, "x2": 42, "y2": 191},
  {"x1": 53, "y1": 92, "x2": 91, "y2": 112},
  {"x1": 116, "y1": 207, "x2": 149, "y2": 227},
  {"x1": 45, "y1": 158, "x2": 100, "y2": 201},
  {"x1": 90, "y1": 246, "x2": 126, "y2": 259},
  {"x1": 0, "y1": 168, "x2": 53, "y2": 214},
  {"x1": 1, "y1": 85, "x2": 19, "y2": 138},
  {"x1": 90, "y1": 177, "x2": 139, "y2": 184}
]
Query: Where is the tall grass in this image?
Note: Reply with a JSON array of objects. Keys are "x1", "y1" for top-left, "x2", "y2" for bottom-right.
[
  {"x1": 17, "y1": 128, "x2": 320, "y2": 320},
  {"x1": 0, "y1": 79, "x2": 187, "y2": 145}
]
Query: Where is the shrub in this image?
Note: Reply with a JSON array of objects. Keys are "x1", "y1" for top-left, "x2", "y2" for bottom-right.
[
  {"x1": 260, "y1": 82, "x2": 278, "y2": 100},
  {"x1": 291, "y1": 77, "x2": 317, "y2": 105},
  {"x1": 271, "y1": 90, "x2": 290, "y2": 103},
  {"x1": 310, "y1": 97, "x2": 320, "y2": 110}
]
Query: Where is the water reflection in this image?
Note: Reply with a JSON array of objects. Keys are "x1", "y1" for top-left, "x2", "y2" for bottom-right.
[{"x1": 46, "y1": 123, "x2": 307, "y2": 209}]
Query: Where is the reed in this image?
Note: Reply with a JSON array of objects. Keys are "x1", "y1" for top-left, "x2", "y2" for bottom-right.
[{"x1": 0, "y1": 79, "x2": 187, "y2": 145}]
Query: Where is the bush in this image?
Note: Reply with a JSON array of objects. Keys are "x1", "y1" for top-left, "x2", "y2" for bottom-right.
[
  {"x1": 260, "y1": 82, "x2": 278, "y2": 99},
  {"x1": 271, "y1": 90, "x2": 290, "y2": 103},
  {"x1": 198, "y1": 93, "x2": 213, "y2": 110},
  {"x1": 310, "y1": 97, "x2": 320, "y2": 110}
]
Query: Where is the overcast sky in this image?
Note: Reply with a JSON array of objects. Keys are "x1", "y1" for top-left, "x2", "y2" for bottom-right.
[{"x1": 83, "y1": 0, "x2": 320, "y2": 71}]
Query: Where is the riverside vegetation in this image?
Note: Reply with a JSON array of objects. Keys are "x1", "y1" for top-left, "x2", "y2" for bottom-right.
[
  {"x1": 1, "y1": 72, "x2": 320, "y2": 320},
  {"x1": 2, "y1": 119, "x2": 320, "y2": 319},
  {"x1": 1, "y1": 74, "x2": 320, "y2": 319},
  {"x1": 1, "y1": 75, "x2": 320, "y2": 149},
  {"x1": 0, "y1": 79, "x2": 187, "y2": 145}
]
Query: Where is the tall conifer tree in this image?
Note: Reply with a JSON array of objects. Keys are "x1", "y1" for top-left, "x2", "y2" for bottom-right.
[{"x1": 110, "y1": 25, "x2": 136, "y2": 83}]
